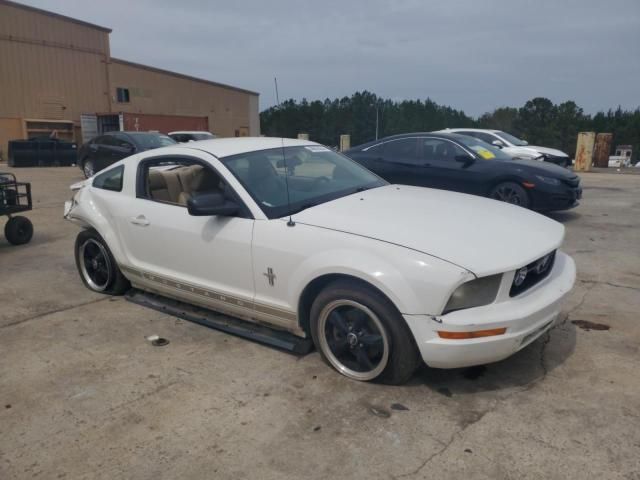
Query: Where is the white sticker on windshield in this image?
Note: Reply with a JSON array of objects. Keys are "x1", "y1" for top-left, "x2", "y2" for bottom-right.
[{"x1": 305, "y1": 146, "x2": 330, "y2": 152}]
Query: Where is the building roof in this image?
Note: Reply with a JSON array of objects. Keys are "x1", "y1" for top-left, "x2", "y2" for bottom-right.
[
  {"x1": 111, "y1": 58, "x2": 259, "y2": 97},
  {"x1": 1, "y1": 0, "x2": 112, "y2": 32},
  {"x1": 178, "y1": 137, "x2": 316, "y2": 158}
]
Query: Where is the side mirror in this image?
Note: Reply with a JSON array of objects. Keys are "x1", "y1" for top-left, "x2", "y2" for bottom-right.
[
  {"x1": 491, "y1": 140, "x2": 504, "y2": 149},
  {"x1": 187, "y1": 192, "x2": 239, "y2": 217}
]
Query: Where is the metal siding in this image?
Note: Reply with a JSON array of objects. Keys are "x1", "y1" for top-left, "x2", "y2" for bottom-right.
[
  {"x1": 0, "y1": 40, "x2": 109, "y2": 120},
  {"x1": 0, "y1": 2, "x2": 109, "y2": 55},
  {"x1": 120, "y1": 112, "x2": 208, "y2": 133},
  {"x1": 109, "y1": 61, "x2": 255, "y2": 137}
]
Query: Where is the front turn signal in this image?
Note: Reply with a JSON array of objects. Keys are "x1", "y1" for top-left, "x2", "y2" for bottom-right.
[{"x1": 437, "y1": 328, "x2": 506, "y2": 340}]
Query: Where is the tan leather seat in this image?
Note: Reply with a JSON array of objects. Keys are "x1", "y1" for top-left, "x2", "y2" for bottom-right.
[
  {"x1": 147, "y1": 168, "x2": 184, "y2": 204},
  {"x1": 177, "y1": 165, "x2": 222, "y2": 205},
  {"x1": 148, "y1": 170, "x2": 170, "y2": 202},
  {"x1": 163, "y1": 169, "x2": 183, "y2": 203}
]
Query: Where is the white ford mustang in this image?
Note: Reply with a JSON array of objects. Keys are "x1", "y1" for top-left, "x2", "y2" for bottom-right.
[{"x1": 64, "y1": 137, "x2": 576, "y2": 384}]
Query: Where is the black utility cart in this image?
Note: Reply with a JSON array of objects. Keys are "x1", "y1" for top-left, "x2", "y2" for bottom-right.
[{"x1": 0, "y1": 172, "x2": 34, "y2": 245}]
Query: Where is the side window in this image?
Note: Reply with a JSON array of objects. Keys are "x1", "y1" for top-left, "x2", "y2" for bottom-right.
[
  {"x1": 93, "y1": 165, "x2": 124, "y2": 192},
  {"x1": 139, "y1": 158, "x2": 224, "y2": 207},
  {"x1": 476, "y1": 132, "x2": 499, "y2": 144},
  {"x1": 100, "y1": 135, "x2": 119, "y2": 147},
  {"x1": 113, "y1": 135, "x2": 134, "y2": 149},
  {"x1": 422, "y1": 138, "x2": 467, "y2": 162},
  {"x1": 383, "y1": 138, "x2": 420, "y2": 164}
]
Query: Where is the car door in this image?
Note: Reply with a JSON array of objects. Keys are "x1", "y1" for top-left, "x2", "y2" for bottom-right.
[
  {"x1": 116, "y1": 153, "x2": 256, "y2": 320},
  {"x1": 95, "y1": 135, "x2": 121, "y2": 171},
  {"x1": 111, "y1": 134, "x2": 136, "y2": 161},
  {"x1": 418, "y1": 137, "x2": 479, "y2": 193},
  {"x1": 377, "y1": 138, "x2": 424, "y2": 185}
]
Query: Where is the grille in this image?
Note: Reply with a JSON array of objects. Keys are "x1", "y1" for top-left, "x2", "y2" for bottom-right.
[{"x1": 509, "y1": 251, "x2": 556, "y2": 297}]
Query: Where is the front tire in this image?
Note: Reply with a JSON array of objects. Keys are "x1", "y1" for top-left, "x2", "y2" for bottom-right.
[
  {"x1": 5, "y1": 216, "x2": 33, "y2": 245},
  {"x1": 310, "y1": 280, "x2": 420, "y2": 384},
  {"x1": 489, "y1": 181, "x2": 530, "y2": 208},
  {"x1": 74, "y1": 230, "x2": 130, "y2": 295}
]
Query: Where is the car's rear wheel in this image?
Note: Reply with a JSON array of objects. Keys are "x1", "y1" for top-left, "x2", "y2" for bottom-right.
[
  {"x1": 310, "y1": 280, "x2": 420, "y2": 384},
  {"x1": 490, "y1": 182, "x2": 530, "y2": 208},
  {"x1": 74, "y1": 230, "x2": 130, "y2": 295},
  {"x1": 82, "y1": 159, "x2": 95, "y2": 178},
  {"x1": 4, "y1": 216, "x2": 33, "y2": 245}
]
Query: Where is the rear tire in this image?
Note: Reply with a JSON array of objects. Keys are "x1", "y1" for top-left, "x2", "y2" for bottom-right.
[
  {"x1": 74, "y1": 229, "x2": 130, "y2": 295},
  {"x1": 489, "y1": 181, "x2": 530, "y2": 208},
  {"x1": 5, "y1": 216, "x2": 33, "y2": 245},
  {"x1": 310, "y1": 280, "x2": 420, "y2": 385}
]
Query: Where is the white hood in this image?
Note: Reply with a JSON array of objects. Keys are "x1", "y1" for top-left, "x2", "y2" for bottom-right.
[
  {"x1": 502, "y1": 146, "x2": 544, "y2": 160},
  {"x1": 293, "y1": 185, "x2": 564, "y2": 276},
  {"x1": 527, "y1": 145, "x2": 570, "y2": 158}
]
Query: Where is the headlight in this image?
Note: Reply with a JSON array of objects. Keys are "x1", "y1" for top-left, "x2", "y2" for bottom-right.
[
  {"x1": 442, "y1": 274, "x2": 502, "y2": 314},
  {"x1": 535, "y1": 175, "x2": 561, "y2": 186}
]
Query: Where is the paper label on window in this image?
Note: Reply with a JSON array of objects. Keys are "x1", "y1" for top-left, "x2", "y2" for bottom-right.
[
  {"x1": 305, "y1": 146, "x2": 330, "y2": 152},
  {"x1": 476, "y1": 148, "x2": 495, "y2": 159}
]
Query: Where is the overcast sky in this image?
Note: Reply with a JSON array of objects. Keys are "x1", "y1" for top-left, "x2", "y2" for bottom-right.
[{"x1": 24, "y1": 0, "x2": 640, "y2": 116}]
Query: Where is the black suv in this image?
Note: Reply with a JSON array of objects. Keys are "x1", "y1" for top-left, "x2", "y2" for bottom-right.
[
  {"x1": 345, "y1": 132, "x2": 582, "y2": 212},
  {"x1": 77, "y1": 131, "x2": 176, "y2": 178}
]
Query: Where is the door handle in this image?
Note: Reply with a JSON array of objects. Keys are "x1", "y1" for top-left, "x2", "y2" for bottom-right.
[{"x1": 130, "y1": 215, "x2": 150, "y2": 226}]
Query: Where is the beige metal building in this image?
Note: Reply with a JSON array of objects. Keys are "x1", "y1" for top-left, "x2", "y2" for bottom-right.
[{"x1": 0, "y1": 0, "x2": 259, "y2": 159}]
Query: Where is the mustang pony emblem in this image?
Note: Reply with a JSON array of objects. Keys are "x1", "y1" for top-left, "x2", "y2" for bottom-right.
[{"x1": 263, "y1": 267, "x2": 276, "y2": 286}]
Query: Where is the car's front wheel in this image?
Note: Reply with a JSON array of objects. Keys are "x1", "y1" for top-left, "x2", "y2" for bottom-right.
[
  {"x1": 489, "y1": 181, "x2": 530, "y2": 208},
  {"x1": 310, "y1": 280, "x2": 420, "y2": 384},
  {"x1": 82, "y1": 158, "x2": 96, "y2": 178},
  {"x1": 74, "y1": 230, "x2": 130, "y2": 295}
]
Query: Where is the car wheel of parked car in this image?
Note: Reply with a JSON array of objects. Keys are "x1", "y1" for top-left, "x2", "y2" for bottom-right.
[
  {"x1": 490, "y1": 182, "x2": 530, "y2": 208},
  {"x1": 310, "y1": 280, "x2": 420, "y2": 384},
  {"x1": 82, "y1": 159, "x2": 95, "y2": 178},
  {"x1": 4, "y1": 216, "x2": 33, "y2": 245},
  {"x1": 74, "y1": 230, "x2": 130, "y2": 294}
]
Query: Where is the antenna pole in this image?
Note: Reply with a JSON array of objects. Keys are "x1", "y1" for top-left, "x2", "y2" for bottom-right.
[{"x1": 274, "y1": 77, "x2": 295, "y2": 227}]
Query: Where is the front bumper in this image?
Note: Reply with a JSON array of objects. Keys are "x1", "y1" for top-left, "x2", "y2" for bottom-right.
[
  {"x1": 404, "y1": 252, "x2": 576, "y2": 369},
  {"x1": 531, "y1": 184, "x2": 582, "y2": 212}
]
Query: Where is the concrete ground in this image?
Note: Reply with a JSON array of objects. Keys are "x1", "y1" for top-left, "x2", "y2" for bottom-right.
[{"x1": 1, "y1": 166, "x2": 639, "y2": 480}]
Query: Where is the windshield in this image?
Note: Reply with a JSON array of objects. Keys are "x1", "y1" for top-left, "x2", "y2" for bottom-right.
[
  {"x1": 496, "y1": 131, "x2": 528, "y2": 146},
  {"x1": 222, "y1": 145, "x2": 387, "y2": 219},
  {"x1": 453, "y1": 135, "x2": 513, "y2": 161},
  {"x1": 132, "y1": 133, "x2": 177, "y2": 150}
]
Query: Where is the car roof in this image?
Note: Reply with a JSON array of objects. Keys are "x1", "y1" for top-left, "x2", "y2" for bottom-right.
[
  {"x1": 442, "y1": 128, "x2": 501, "y2": 133},
  {"x1": 177, "y1": 137, "x2": 318, "y2": 158},
  {"x1": 168, "y1": 131, "x2": 213, "y2": 135},
  {"x1": 352, "y1": 131, "x2": 476, "y2": 149},
  {"x1": 104, "y1": 131, "x2": 168, "y2": 137}
]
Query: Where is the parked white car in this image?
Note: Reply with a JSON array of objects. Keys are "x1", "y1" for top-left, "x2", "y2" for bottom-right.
[
  {"x1": 64, "y1": 138, "x2": 576, "y2": 384},
  {"x1": 444, "y1": 128, "x2": 572, "y2": 167},
  {"x1": 168, "y1": 131, "x2": 216, "y2": 143}
]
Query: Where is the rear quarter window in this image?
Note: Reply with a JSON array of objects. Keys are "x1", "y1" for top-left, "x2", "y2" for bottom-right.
[{"x1": 93, "y1": 165, "x2": 124, "y2": 192}]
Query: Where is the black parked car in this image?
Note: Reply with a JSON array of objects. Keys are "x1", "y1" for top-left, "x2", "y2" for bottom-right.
[
  {"x1": 77, "y1": 132, "x2": 176, "y2": 178},
  {"x1": 345, "y1": 133, "x2": 582, "y2": 211}
]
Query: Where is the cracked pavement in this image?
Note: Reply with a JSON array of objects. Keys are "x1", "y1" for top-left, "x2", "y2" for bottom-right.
[{"x1": 1, "y1": 167, "x2": 639, "y2": 479}]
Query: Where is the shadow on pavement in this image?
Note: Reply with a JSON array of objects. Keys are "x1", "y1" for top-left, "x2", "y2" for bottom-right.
[{"x1": 408, "y1": 318, "x2": 577, "y2": 396}]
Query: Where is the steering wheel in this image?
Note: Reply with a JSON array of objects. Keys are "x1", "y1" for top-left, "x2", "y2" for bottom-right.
[{"x1": 312, "y1": 176, "x2": 331, "y2": 190}]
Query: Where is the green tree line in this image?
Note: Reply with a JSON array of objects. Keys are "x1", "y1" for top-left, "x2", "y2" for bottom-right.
[{"x1": 260, "y1": 91, "x2": 640, "y2": 160}]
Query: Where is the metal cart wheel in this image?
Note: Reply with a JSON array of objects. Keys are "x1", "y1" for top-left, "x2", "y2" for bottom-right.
[{"x1": 4, "y1": 215, "x2": 34, "y2": 245}]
